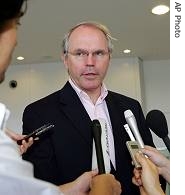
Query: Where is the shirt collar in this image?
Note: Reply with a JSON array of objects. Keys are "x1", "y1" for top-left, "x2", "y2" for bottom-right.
[{"x1": 68, "y1": 77, "x2": 108, "y2": 102}]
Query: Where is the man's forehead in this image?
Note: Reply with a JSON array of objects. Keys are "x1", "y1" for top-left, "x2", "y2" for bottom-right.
[{"x1": 69, "y1": 24, "x2": 106, "y2": 39}]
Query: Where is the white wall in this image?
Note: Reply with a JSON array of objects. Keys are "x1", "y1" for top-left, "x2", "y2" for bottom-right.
[
  {"x1": 0, "y1": 62, "x2": 67, "y2": 131},
  {"x1": 106, "y1": 58, "x2": 143, "y2": 103},
  {"x1": 142, "y1": 60, "x2": 170, "y2": 149},
  {"x1": 0, "y1": 57, "x2": 170, "y2": 148}
]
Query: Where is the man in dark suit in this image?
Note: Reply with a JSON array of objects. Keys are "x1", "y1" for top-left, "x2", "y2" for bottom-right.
[{"x1": 22, "y1": 21, "x2": 155, "y2": 195}]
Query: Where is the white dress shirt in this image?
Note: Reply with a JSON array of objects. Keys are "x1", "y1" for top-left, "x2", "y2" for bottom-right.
[{"x1": 69, "y1": 78, "x2": 116, "y2": 171}]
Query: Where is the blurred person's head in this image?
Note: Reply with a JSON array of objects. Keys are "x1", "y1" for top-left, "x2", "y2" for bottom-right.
[{"x1": 0, "y1": 0, "x2": 27, "y2": 83}]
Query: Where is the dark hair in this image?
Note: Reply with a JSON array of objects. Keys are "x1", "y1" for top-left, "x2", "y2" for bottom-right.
[{"x1": 0, "y1": 0, "x2": 27, "y2": 30}]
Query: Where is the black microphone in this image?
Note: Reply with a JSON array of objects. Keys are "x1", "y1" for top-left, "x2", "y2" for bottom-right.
[
  {"x1": 146, "y1": 110, "x2": 170, "y2": 152},
  {"x1": 92, "y1": 119, "x2": 105, "y2": 174}
]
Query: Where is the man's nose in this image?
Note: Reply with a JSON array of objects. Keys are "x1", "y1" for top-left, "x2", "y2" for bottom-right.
[{"x1": 86, "y1": 53, "x2": 95, "y2": 65}]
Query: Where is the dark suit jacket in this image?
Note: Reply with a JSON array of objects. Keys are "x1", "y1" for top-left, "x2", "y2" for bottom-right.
[{"x1": 22, "y1": 81, "x2": 155, "y2": 195}]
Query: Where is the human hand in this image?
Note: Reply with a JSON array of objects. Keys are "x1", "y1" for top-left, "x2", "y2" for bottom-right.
[
  {"x1": 132, "y1": 152, "x2": 165, "y2": 195},
  {"x1": 58, "y1": 170, "x2": 98, "y2": 195},
  {"x1": 141, "y1": 145, "x2": 170, "y2": 183},
  {"x1": 141, "y1": 146, "x2": 167, "y2": 169},
  {"x1": 90, "y1": 174, "x2": 122, "y2": 195},
  {"x1": 5, "y1": 129, "x2": 34, "y2": 155}
]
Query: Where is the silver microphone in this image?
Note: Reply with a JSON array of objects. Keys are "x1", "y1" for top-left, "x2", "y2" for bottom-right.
[{"x1": 124, "y1": 110, "x2": 144, "y2": 148}]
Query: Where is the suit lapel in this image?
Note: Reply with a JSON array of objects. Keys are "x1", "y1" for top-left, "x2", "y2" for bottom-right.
[
  {"x1": 105, "y1": 92, "x2": 132, "y2": 174},
  {"x1": 106, "y1": 92, "x2": 128, "y2": 143},
  {"x1": 58, "y1": 82, "x2": 92, "y2": 145}
]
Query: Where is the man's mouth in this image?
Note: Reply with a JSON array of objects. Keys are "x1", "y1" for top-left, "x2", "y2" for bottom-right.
[{"x1": 82, "y1": 72, "x2": 97, "y2": 79}]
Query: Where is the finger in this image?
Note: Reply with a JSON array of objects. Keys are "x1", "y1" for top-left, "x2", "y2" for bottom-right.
[
  {"x1": 132, "y1": 177, "x2": 140, "y2": 186},
  {"x1": 20, "y1": 145, "x2": 26, "y2": 155},
  {"x1": 21, "y1": 139, "x2": 26, "y2": 145},
  {"x1": 141, "y1": 146, "x2": 158, "y2": 157},
  {"x1": 133, "y1": 168, "x2": 141, "y2": 179},
  {"x1": 144, "y1": 145, "x2": 157, "y2": 152},
  {"x1": 91, "y1": 169, "x2": 99, "y2": 177},
  {"x1": 28, "y1": 137, "x2": 34, "y2": 146},
  {"x1": 135, "y1": 152, "x2": 148, "y2": 166},
  {"x1": 136, "y1": 178, "x2": 142, "y2": 186}
]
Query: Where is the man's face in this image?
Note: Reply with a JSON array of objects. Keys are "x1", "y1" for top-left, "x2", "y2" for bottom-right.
[
  {"x1": 63, "y1": 25, "x2": 110, "y2": 94},
  {"x1": 0, "y1": 19, "x2": 18, "y2": 83}
]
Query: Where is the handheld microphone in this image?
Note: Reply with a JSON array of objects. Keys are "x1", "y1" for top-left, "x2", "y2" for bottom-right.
[
  {"x1": 92, "y1": 119, "x2": 105, "y2": 174},
  {"x1": 124, "y1": 124, "x2": 136, "y2": 141},
  {"x1": 146, "y1": 110, "x2": 170, "y2": 152},
  {"x1": 17, "y1": 123, "x2": 54, "y2": 145},
  {"x1": 124, "y1": 110, "x2": 145, "y2": 148}
]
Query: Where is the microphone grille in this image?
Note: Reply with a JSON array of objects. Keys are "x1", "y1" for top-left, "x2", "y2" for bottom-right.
[
  {"x1": 124, "y1": 109, "x2": 133, "y2": 118},
  {"x1": 146, "y1": 110, "x2": 168, "y2": 138}
]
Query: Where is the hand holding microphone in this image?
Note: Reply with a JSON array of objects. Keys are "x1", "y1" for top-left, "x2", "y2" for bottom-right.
[{"x1": 132, "y1": 151, "x2": 165, "y2": 195}]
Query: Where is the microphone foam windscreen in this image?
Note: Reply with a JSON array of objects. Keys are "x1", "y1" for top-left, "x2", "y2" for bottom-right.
[{"x1": 146, "y1": 110, "x2": 168, "y2": 138}]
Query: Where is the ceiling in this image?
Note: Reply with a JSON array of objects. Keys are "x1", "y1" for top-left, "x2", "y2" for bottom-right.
[{"x1": 11, "y1": 0, "x2": 170, "y2": 65}]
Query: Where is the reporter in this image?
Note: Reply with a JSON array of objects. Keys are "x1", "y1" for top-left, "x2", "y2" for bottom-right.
[
  {"x1": 0, "y1": 0, "x2": 27, "y2": 83},
  {"x1": 0, "y1": 0, "x2": 33, "y2": 153}
]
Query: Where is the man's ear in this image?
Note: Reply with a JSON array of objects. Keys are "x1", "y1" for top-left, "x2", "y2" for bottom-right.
[
  {"x1": 61, "y1": 52, "x2": 65, "y2": 62},
  {"x1": 61, "y1": 53, "x2": 68, "y2": 69}
]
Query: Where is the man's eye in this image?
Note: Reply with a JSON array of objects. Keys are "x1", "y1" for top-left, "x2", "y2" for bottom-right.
[
  {"x1": 76, "y1": 52, "x2": 86, "y2": 56},
  {"x1": 95, "y1": 51, "x2": 104, "y2": 56}
]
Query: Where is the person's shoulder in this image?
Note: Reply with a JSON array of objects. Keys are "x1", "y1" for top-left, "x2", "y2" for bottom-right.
[
  {"x1": 26, "y1": 90, "x2": 61, "y2": 108},
  {"x1": 108, "y1": 90, "x2": 140, "y2": 104}
]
